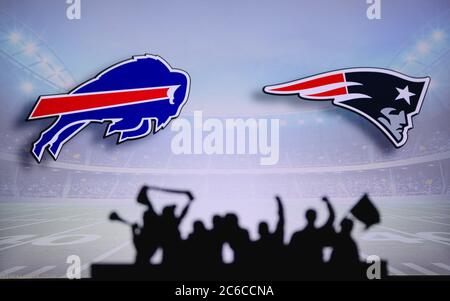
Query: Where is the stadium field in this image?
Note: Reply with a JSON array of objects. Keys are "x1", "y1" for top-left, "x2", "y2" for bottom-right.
[{"x1": 0, "y1": 197, "x2": 449, "y2": 279}]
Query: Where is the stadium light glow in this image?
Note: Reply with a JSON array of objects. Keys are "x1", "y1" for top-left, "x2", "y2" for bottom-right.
[
  {"x1": 416, "y1": 41, "x2": 430, "y2": 54},
  {"x1": 62, "y1": 81, "x2": 75, "y2": 90},
  {"x1": 41, "y1": 56, "x2": 51, "y2": 65},
  {"x1": 20, "y1": 82, "x2": 34, "y2": 93},
  {"x1": 8, "y1": 31, "x2": 21, "y2": 44},
  {"x1": 51, "y1": 69, "x2": 63, "y2": 78},
  {"x1": 431, "y1": 30, "x2": 445, "y2": 42},
  {"x1": 24, "y1": 42, "x2": 36, "y2": 55},
  {"x1": 428, "y1": 78, "x2": 437, "y2": 90},
  {"x1": 404, "y1": 53, "x2": 416, "y2": 63}
]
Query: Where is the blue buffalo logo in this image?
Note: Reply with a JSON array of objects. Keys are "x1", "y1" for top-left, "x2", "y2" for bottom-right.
[{"x1": 28, "y1": 54, "x2": 190, "y2": 162}]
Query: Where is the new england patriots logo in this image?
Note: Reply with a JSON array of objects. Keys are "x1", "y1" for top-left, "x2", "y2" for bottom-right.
[
  {"x1": 28, "y1": 54, "x2": 190, "y2": 162},
  {"x1": 263, "y1": 68, "x2": 430, "y2": 148}
]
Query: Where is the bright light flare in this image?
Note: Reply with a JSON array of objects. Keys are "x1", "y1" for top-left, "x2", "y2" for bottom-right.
[
  {"x1": 24, "y1": 42, "x2": 36, "y2": 55},
  {"x1": 431, "y1": 30, "x2": 445, "y2": 42},
  {"x1": 416, "y1": 41, "x2": 430, "y2": 54},
  {"x1": 20, "y1": 82, "x2": 34, "y2": 93},
  {"x1": 8, "y1": 32, "x2": 21, "y2": 44},
  {"x1": 404, "y1": 53, "x2": 416, "y2": 63},
  {"x1": 41, "y1": 55, "x2": 52, "y2": 65}
]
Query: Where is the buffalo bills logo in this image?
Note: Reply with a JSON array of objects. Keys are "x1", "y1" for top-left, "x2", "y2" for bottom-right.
[
  {"x1": 263, "y1": 68, "x2": 430, "y2": 148},
  {"x1": 28, "y1": 54, "x2": 190, "y2": 162}
]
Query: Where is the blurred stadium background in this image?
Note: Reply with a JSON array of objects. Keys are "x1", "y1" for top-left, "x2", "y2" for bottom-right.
[{"x1": 0, "y1": 2, "x2": 449, "y2": 278}]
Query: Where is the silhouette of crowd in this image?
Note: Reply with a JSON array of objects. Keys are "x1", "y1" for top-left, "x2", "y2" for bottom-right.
[{"x1": 107, "y1": 185, "x2": 385, "y2": 280}]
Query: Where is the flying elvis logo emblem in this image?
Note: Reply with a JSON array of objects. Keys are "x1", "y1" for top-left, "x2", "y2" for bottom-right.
[
  {"x1": 28, "y1": 54, "x2": 190, "y2": 162},
  {"x1": 263, "y1": 68, "x2": 430, "y2": 148}
]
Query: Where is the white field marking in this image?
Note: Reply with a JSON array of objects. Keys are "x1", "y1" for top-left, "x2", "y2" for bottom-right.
[
  {"x1": 0, "y1": 211, "x2": 102, "y2": 231},
  {"x1": 384, "y1": 213, "x2": 450, "y2": 227},
  {"x1": 79, "y1": 241, "x2": 131, "y2": 273},
  {"x1": 402, "y1": 263, "x2": 439, "y2": 275},
  {"x1": 378, "y1": 225, "x2": 450, "y2": 247},
  {"x1": 0, "y1": 203, "x2": 71, "y2": 208},
  {"x1": 23, "y1": 266, "x2": 56, "y2": 278},
  {"x1": 0, "y1": 218, "x2": 47, "y2": 223},
  {"x1": 0, "y1": 205, "x2": 85, "y2": 216},
  {"x1": 360, "y1": 252, "x2": 405, "y2": 276},
  {"x1": 0, "y1": 208, "x2": 84, "y2": 221},
  {"x1": 388, "y1": 265, "x2": 407, "y2": 276},
  {"x1": 382, "y1": 205, "x2": 450, "y2": 217},
  {"x1": 384, "y1": 202, "x2": 450, "y2": 208},
  {"x1": 0, "y1": 219, "x2": 44, "y2": 223},
  {"x1": 0, "y1": 221, "x2": 105, "y2": 252},
  {"x1": 0, "y1": 206, "x2": 58, "y2": 216},
  {"x1": 397, "y1": 205, "x2": 450, "y2": 212},
  {"x1": 432, "y1": 263, "x2": 450, "y2": 272},
  {"x1": 0, "y1": 207, "x2": 76, "y2": 220},
  {"x1": 0, "y1": 203, "x2": 61, "y2": 206},
  {"x1": 381, "y1": 205, "x2": 450, "y2": 218},
  {"x1": 0, "y1": 266, "x2": 27, "y2": 277}
]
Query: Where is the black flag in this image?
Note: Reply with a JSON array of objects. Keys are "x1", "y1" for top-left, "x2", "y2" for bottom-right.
[
  {"x1": 350, "y1": 194, "x2": 380, "y2": 229},
  {"x1": 137, "y1": 185, "x2": 193, "y2": 207}
]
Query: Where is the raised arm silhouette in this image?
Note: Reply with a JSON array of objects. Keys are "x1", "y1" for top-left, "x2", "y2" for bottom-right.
[
  {"x1": 100, "y1": 190, "x2": 386, "y2": 280},
  {"x1": 134, "y1": 186, "x2": 159, "y2": 265},
  {"x1": 252, "y1": 196, "x2": 285, "y2": 277},
  {"x1": 159, "y1": 193, "x2": 194, "y2": 266},
  {"x1": 330, "y1": 218, "x2": 361, "y2": 277},
  {"x1": 289, "y1": 196, "x2": 336, "y2": 276}
]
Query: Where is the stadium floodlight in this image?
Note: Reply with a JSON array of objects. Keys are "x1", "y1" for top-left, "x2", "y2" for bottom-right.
[
  {"x1": 8, "y1": 31, "x2": 21, "y2": 44},
  {"x1": 431, "y1": 29, "x2": 445, "y2": 42},
  {"x1": 24, "y1": 42, "x2": 36, "y2": 55},
  {"x1": 404, "y1": 53, "x2": 416, "y2": 63},
  {"x1": 41, "y1": 55, "x2": 51, "y2": 65},
  {"x1": 416, "y1": 41, "x2": 430, "y2": 54},
  {"x1": 50, "y1": 69, "x2": 62, "y2": 78},
  {"x1": 0, "y1": 11, "x2": 77, "y2": 92},
  {"x1": 428, "y1": 78, "x2": 437, "y2": 90},
  {"x1": 20, "y1": 82, "x2": 34, "y2": 93}
]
